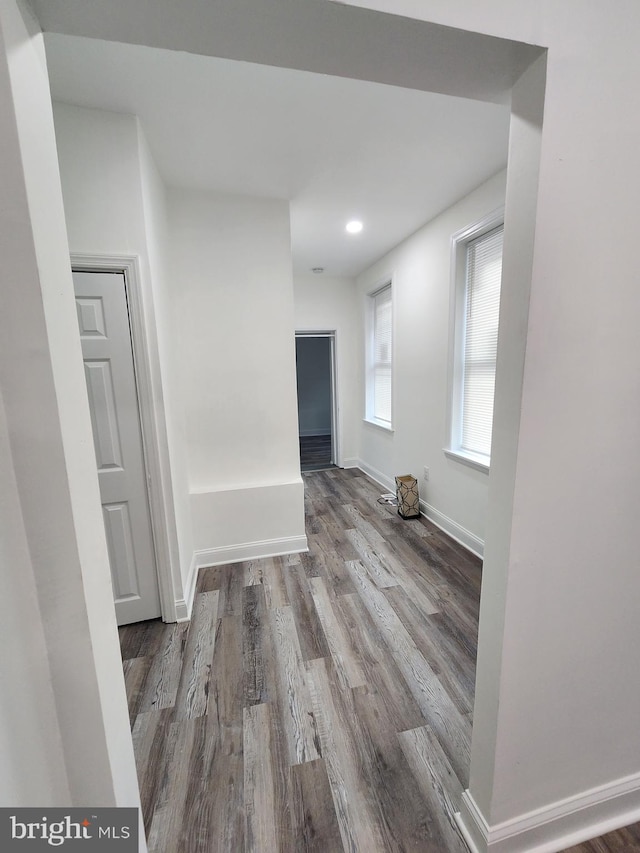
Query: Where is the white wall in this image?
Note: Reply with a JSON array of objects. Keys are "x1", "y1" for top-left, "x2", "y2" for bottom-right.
[
  {"x1": 52, "y1": 102, "x2": 194, "y2": 615},
  {"x1": 0, "y1": 0, "x2": 143, "y2": 833},
  {"x1": 53, "y1": 104, "x2": 141, "y2": 253},
  {"x1": 52, "y1": 103, "x2": 308, "y2": 589},
  {"x1": 0, "y1": 387, "x2": 70, "y2": 805},
  {"x1": 294, "y1": 273, "x2": 359, "y2": 466},
  {"x1": 137, "y1": 129, "x2": 196, "y2": 613},
  {"x1": 342, "y1": 2, "x2": 640, "y2": 850},
  {"x1": 10, "y1": 1, "x2": 640, "y2": 849},
  {"x1": 168, "y1": 188, "x2": 306, "y2": 561},
  {"x1": 356, "y1": 171, "x2": 506, "y2": 554}
]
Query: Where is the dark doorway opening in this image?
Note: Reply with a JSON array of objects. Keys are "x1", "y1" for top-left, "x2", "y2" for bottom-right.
[{"x1": 295, "y1": 333, "x2": 336, "y2": 471}]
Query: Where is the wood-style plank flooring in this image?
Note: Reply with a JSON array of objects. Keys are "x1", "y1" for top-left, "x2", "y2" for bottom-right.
[
  {"x1": 120, "y1": 468, "x2": 477, "y2": 851},
  {"x1": 299, "y1": 434, "x2": 332, "y2": 470},
  {"x1": 562, "y1": 825, "x2": 640, "y2": 852},
  {"x1": 119, "y1": 467, "x2": 639, "y2": 852}
]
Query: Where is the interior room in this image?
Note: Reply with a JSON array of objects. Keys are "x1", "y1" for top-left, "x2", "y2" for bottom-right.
[
  {"x1": 46, "y1": 33, "x2": 511, "y2": 845},
  {"x1": 44, "y1": 29, "x2": 511, "y2": 570},
  {"x1": 3, "y1": 2, "x2": 640, "y2": 853}
]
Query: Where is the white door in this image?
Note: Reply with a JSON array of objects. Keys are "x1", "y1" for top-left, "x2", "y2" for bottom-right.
[{"x1": 74, "y1": 270, "x2": 161, "y2": 625}]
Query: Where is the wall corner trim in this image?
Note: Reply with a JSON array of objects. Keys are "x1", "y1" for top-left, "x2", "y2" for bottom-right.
[
  {"x1": 455, "y1": 791, "x2": 490, "y2": 853},
  {"x1": 175, "y1": 552, "x2": 198, "y2": 622},
  {"x1": 341, "y1": 457, "x2": 361, "y2": 469},
  {"x1": 455, "y1": 774, "x2": 640, "y2": 853}
]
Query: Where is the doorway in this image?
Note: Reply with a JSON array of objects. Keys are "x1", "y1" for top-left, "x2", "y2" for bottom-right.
[
  {"x1": 73, "y1": 269, "x2": 162, "y2": 625},
  {"x1": 295, "y1": 331, "x2": 338, "y2": 471}
]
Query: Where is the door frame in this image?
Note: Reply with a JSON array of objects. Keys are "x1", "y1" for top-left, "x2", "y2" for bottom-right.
[
  {"x1": 72, "y1": 253, "x2": 181, "y2": 622},
  {"x1": 295, "y1": 330, "x2": 340, "y2": 467}
]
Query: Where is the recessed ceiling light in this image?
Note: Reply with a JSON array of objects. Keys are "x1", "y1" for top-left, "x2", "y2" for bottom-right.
[{"x1": 346, "y1": 220, "x2": 363, "y2": 234}]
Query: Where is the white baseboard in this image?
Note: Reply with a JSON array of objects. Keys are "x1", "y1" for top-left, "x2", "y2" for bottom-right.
[
  {"x1": 341, "y1": 457, "x2": 360, "y2": 469},
  {"x1": 356, "y1": 458, "x2": 395, "y2": 492},
  {"x1": 194, "y1": 534, "x2": 309, "y2": 570},
  {"x1": 456, "y1": 774, "x2": 640, "y2": 853},
  {"x1": 422, "y1": 501, "x2": 484, "y2": 559},
  {"x1": 174, "y1": 552, "x2": 198, "y2": 622},
  {"x1": 355, "y1": 459, "x2": 484, "y2": 558}
]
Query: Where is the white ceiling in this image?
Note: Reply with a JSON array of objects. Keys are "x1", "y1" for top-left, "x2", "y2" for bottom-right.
[{"x1": 45, "y1": 33, "x2": 510, "y2": 277}]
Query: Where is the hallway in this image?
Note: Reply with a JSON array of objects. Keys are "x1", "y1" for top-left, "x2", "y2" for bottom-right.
[{"x1": 120, "y1": 468, "x2": 480, "y2": 850}]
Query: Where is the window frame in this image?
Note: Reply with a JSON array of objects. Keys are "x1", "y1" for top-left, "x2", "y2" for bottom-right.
[
  {"x1": 445, "y1": 208, "x2": 504, "y2": 472},
  {"x1": 364, "y1": 278, "x2": 394, "y2": 431}
]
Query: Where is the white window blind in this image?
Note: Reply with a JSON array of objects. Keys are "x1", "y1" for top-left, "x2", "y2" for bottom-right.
[
  {"x1": 372, "y1": 284, "x2": 392, "y2": 424},
  {"x1": 461, "y1": 225, "x2": 503, "y2": 458}
]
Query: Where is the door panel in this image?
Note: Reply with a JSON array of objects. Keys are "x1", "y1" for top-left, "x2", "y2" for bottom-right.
[
  {"x1": 83, "y1": 360, "x2": 123, "y2": 470},
  {"x1": 102, "y1": 502, "x2": 140, "y2": 600},
  {"x1": 75, "y1": 296, "x2": 107, "y2": 338},
  {"x1": 74, "y1": 270, "x2": 161, "y2": 625}
]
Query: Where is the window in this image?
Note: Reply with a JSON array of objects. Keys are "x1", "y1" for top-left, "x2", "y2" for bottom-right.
[
  {"x1": 366, "y1": 282, "x2": 393, "y2": 428},
  {"x1": 447, "y1": 213, "x2": 504, "y2": 470}
]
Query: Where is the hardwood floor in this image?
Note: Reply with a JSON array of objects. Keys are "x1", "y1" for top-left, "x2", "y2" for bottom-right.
[
  {"x1": 299, "y1": 434, "x2": 332, "y2": 470},
  {"x1": 562, "y1": 825, "x2": 640, "y2": 853},
  {"x1": 118, "y1": 467, "x2": 639, "y2": 852}
]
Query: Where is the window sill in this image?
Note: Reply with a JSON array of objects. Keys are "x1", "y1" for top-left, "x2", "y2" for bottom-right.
[
  {"x1": 363, "y1": 417, "x2": 394, "y2": 434},
  {"x1": 444, "y1": 448, "x2": 490, "y2": 473}
]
